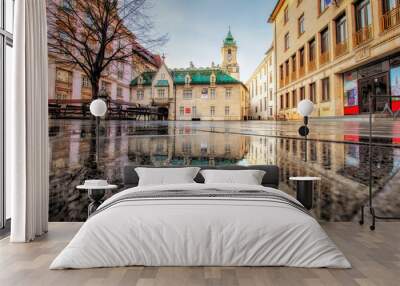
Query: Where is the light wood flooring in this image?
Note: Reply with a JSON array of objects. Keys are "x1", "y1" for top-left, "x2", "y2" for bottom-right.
[{"x1": 0, "y1": 222, "x2": 399, "y2": 286}]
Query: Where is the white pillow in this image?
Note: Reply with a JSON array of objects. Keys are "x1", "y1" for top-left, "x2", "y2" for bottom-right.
[
  {"x1": 135, "y1": 167, "x2": 200, "y2": 186},
  {"x1": 200, "y1": 169, "x2": 266, "y2": 185}
]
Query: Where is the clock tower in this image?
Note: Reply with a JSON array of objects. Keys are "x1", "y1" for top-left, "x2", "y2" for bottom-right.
[{"x1": 221, "y1": 27, "x2": 240, "y2": 80}]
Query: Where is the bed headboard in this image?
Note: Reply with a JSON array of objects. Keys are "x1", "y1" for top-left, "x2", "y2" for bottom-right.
[{"x1": 123, "y1": 165, "x2": 280, "y2": 189}]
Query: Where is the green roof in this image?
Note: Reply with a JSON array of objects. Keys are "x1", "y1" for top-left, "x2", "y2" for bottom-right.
[
  {"x1": 223, "y1": 28, "x2": 236, "y2": 46},
  {"x1": 131, "y1": 68, "x2": 241, "y2": 86},
  {"x1": 155, "y1": 80, "x2": 169, "y2": 87},
  {"x1": 130, "y1": 71, "x2": 155, "y2": 86},
  {"x1": 172, "y1": 69, "x2": 240, "y2": 85}
]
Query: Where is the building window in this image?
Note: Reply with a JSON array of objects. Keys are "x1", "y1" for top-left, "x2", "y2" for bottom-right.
[
  {"x1": 270, "y1": 89, "x2": 273, "y2": 101},
  {"x1": 210, "y1": 88, "x2": 216, "y2": 99},
  {"x1": 292, "y1": 90, "x2": 297, "y2": 108},
  {"x1": 183, "y1": 89, "x2": 192, "y2": 99},
  {"x1": 117, "y1": 87, "x2": 123, "y2": 98},
  {"x1": 117, "y1": 62, "x2": 124, "y2": 80},
  {"x1": 82, "y1": 75, "x2": 90, "y2": 88},
  {"x1": 299, "y1": 47, "x2": 305, "y2": 68},
  {"x1": 210, "y1": 106, "x2": 215, "y2": 116},
  {"x1": 179, "y1": 106, "x2": 184, "y2": 116},
  {"x1": 280, "y1": 65, "x2": 284, "y2": 80},
  {"x1": 354, "y1": 0, "x2": 372, "y2": 45},
  {"x1": 336, "y1": 13, "x2": 347, "y2": 44},
  {"x1": 319, "y1": 0, "x2": 329, "y2": 14},
  {"x1": 298, "y1": 14, "x2": 305, "y2": 36},
  {"x1": 285, "y1": 92, "x2": 290, "y2": 108},
  {"x1": 157, "y1": 88, "x2": 165, "y2": 98},
  {"x1": 284, "y1": 6, "x2": 289, "y2": 24},
  {"x1": 300, "y1": 86, "x2": 305, "y2": 100},
  {"x1": 56, "y1": 68, "x2": 72, "y2": 83},
  {"x1": 225, "y1": 106, "x2": 230, "y2": 116},
  {"x1": 321, "y1": 77, "x2": 330, "y2": 102},
  {"x1": 310, "y1": 82, "x2": 317, "y2": 103},
  {"x1": 101, "y1": 81, "x2": 111, "y2": 93},
  {"x1": 284, "y1": 32, "x2": 290, "y2": 50},
  {"x1": 320, "y1": 27, "x2": 329, "y2": 54},
  {"x1": 382, "y1": 0, "x2": 399, "y2": 13},
  {"x1": 309, "y1": 38, "x2": 316, "y2": 62},
  {"x1": 355, "y1": 0, "x2": 372, "y2": 31},
  {"x1": 137, "y1": 90, "x2": 144, "y2": 100},
  {"x1": 285, "y1": 60, "x2": 289, "y2": 77},
  {"x1": 225, "y1": 88, "x2": 232, "y2": 99},
  {"x1": 280, "y1": 94, "x2": 284, "y2": 109},
  {"x1": 292, "y1": 54, "x2": 297, "y2": 72}
]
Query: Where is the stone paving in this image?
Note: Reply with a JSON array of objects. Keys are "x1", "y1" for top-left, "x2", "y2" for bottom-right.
[{"x1": 49, "y1": 119, "x2": 400, "y2": 222}]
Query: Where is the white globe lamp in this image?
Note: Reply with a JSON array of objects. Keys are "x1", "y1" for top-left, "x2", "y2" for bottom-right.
[
  {"x1": 90, "y1": 99, "x2": 107, "y2": 117},
  {"x1": 297, "y1": 99, "x2": 314, "y2": 117}
]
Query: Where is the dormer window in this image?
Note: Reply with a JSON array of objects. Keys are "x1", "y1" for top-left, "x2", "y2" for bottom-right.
[
  {"x1": 137, "y1": 76, "x2": 144, "y2": 85},
  {"x1": 210, "y1": 73, "x2": 216, "y2": 85},
  {"x1": 185, "y1": 74, "x2": 191, "y2": 85}
]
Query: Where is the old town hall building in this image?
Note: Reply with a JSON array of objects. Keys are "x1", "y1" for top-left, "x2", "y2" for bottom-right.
[{"x1": 130, "y1": 29, "x2": 249, "y2": 120}]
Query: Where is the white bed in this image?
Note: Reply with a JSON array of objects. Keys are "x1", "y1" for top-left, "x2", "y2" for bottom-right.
[{"x1": 50, "y1": 183, "x2": 351, "y2": 269}]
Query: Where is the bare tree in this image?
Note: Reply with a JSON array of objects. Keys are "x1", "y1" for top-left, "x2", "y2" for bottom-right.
[{"x1": 47, "y1": 0, "x2": 167, "y2": 99}]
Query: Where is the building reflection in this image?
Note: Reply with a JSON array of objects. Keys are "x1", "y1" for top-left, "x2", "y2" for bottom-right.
[
  {"x1": 127, "y1": 127, "x2": 250, "y2": 167},
  {"x1": 49, "y1": 120, "x2": 400, "y2": 222}
]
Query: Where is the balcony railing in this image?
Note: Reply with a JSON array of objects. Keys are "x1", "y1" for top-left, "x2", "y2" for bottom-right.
[
  {"x1": 279, "y1": 78, "x2": 285, "y2": 88},
  {"x1": 334, "y1": 40, "x2": 348, "y2": 58},
  {"x1": 298, "y1": 66, "x2": 305, "y2": 78},
  {"x1": 319, "y1": 51, "x2": 330, "y2": 66},
  {"x1": 381, "y1": 6, "x2": 400, "y2": 32},
  {"x1": 353, "y1": 25, "x2": 373, "y2": 47},
  {"x1": 308, "y1": 60, "x2": 316, "y2": 73},
  {"x1": 291, "y1": 71, "x2": 297, "y2": 82},
  {"x1": 284, "y1": 75, "x2": 290, "y2": 86}
]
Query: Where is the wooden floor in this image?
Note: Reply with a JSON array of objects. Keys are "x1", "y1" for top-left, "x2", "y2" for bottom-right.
[{"x1": 0, "y1": 222, "x2": 399, "y2": 286}]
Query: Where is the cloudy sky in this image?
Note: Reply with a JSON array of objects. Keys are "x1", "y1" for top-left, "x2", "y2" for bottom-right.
[{"x1": 148, "y1": 0, "x2": 276, "y2": 82}]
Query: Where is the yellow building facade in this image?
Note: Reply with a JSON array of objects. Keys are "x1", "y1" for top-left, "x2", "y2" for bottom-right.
[{"x1": 269, "y1": 0, "x2": 400, "y2": 119}]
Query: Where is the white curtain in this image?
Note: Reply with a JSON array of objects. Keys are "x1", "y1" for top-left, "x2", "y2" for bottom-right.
[{"x1": 8, "y1": 0, "x2": 49, "y2": 242}]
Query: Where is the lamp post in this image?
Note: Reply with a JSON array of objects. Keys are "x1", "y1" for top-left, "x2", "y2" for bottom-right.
[
  {"x1": 297, "y1": 99, "x2": 314, "y2": 162},
  {"x1": 90, "y1": 99, "x2": 108, "y2": 165},
  {"x1": 290, "y1": 99, "x2": 317, "y2": 210}
]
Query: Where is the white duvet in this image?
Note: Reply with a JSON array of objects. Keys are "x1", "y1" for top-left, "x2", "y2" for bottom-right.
[{"x1": 50, "y1": 183, "x2": 351, "y2": 269}]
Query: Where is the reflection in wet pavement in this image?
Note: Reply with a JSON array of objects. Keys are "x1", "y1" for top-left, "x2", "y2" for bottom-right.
[{"x1": 49, "y1": 120, "x2": 400, "y2": 222}]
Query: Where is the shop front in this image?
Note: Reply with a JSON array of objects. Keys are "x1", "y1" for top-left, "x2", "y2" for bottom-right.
[{"x1": 343, "y1": 54, "x2": 400, "y2": 115}]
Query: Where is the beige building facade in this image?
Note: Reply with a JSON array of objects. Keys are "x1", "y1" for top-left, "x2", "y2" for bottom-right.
[
  {"x1": 130, "y1": 29, "x2": 249, "y2": 121},
  {"x1": 247, "y1": 46, "x2": 276, "y2": 120},
  {"x1": 269, "y1": 0, "x2": 400, "y2": 119}
]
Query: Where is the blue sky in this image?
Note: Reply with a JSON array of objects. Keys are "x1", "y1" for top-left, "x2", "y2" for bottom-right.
[{"x1": 149, "y1": 0, "x2": 276, "y2": 82}]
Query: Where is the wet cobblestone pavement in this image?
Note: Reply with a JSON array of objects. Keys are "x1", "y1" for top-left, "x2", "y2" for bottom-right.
[{"x1": 49, "y1": 119, "x2": 400, "y2": 222}]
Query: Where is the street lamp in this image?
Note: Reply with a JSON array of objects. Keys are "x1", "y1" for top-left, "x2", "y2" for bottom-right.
[
  {"x1": 297, "y1": 99, "x2": 314, "y2": 162},
  {"x1": 90, "y1": 99, "x2": 108, "y2": 164}
]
